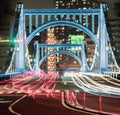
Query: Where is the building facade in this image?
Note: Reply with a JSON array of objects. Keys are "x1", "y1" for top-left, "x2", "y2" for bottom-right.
[{"x1": 52, "y1": 0, "x2": 100, "y2": 70}]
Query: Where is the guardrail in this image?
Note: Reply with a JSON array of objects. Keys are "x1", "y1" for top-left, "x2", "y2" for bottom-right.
[
  {"x1": 103, "y1": 71, "x2": 120, "y2": 79},
  {"x1": 64, "y1": 90, "x2": 119, "y2": 115}
]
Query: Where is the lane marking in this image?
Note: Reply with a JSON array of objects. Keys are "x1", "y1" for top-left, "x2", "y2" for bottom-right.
[
  {"x1": 0, "y1": 100, "x2": 12, "y2": 103},
  {"x1": 9, "y1": 94, "x2": 27, "y2": 115}
]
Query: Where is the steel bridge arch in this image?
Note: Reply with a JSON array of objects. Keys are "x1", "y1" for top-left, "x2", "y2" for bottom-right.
[
  {"x1": 39, "y1": 50, "x2": 82, "y2": 68},
  {"x1": 25, "y1": 20, "x2": 98, "y2": 47}
]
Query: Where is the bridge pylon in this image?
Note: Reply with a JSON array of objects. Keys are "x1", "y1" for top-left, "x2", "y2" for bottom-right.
[
  {"x1": 15, "y1": 4, "x2": 26, "y2": 72},
  {"x1": 99, "y1": 4, "x2": 108, "y2": 72}
]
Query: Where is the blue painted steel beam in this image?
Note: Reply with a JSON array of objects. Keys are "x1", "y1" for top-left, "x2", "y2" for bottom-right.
[
  {"x1": 29, "y1": 15, "x2": 32, "y2": 34},
  {"x1": 35, "y1": 15, "x2": 38, "y2": 28},
  {"x1": 92, "y1": 14, "x2": 95, "y2": 33},
  {"x1": 39, "y1": 50, "x2": 82, "y2": 69},
  {"x1": 34, "y1": 43, "x2": 87, "y2": 72},
  {"x1": 38, "y1": 43, "x2": 82, "y2": 47},
  {"x1": 24, "y1": 9, "x2": 100, "y2": 15},
  {"x1": 25, "y1": 20, "x2": 98, "y2": 47}
]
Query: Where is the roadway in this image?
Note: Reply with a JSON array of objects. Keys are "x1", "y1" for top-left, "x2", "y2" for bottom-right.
[
  {"x1": 0, "y1": 92, "x2": 96, "y2": 115},
  {"x1": 0, "y1": 71, "x2": 120, "y2": 115}
]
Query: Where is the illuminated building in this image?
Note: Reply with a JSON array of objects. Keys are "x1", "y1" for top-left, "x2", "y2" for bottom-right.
[
  {"x1": 53, "y1": 0, "x2": 100, "y2": 70},
  {"x1": 105, "y1": 0, "x2": 120, "y2": 65},
  {"x1": 54, "y1": 0, "x2": 99, "y2": 9},
  {"x1": 54, "y1": 0, "x2": 100, "y2": 42},
  {"x1": 53, "y1": 0, "x2": 120, "y2": 69},
  {"x1": 45, "y1": 28, "x2": 57, "y2": 71},
  {"x1": 0, "y1": 1, "x2": 14, "y2": 72}
]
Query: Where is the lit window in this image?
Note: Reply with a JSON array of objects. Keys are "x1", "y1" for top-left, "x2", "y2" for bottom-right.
[
  {"x1": 60, "y1": 0, "x2": 63, "y2": 3},
  {"x1": 56, "y1": 1, "x2": 58, "y2": 3},
  {"x1": 56, "y1": 4, "x2": 59, "y2": 6},
  {"x1": 61, "y1": 3, "x2": 65, "y2": 6},
  {"x1": 72, "y1": 0, "x2": 75, "y2": 2},
  {"x1": 83, "y1": 2, "x2": 86, "y2": 4},
  {"x1": 71, "y1": 3, "x2": 73, "y2": 5}
]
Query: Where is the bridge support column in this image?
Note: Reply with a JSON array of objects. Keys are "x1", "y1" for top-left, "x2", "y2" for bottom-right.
[
  {"x1": 15, "y1": 4, "x2": 25, "y2": 72},
  {"x1": 81, "y1": 43, "x2": 87, "y2": 72},
  {"x1": 34, "y1": 41, "x2": 40, "y2": 76},
  {"x1": 99, "y1": 4, "x2": 108, "y2": 73}
]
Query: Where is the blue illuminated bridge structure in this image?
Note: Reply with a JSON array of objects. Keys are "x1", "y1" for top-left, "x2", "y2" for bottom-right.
[
  {"x1": 5, "y1": 3, "x2": 119, "y2": 75},
  {"x1": 0, "y1": 3, "x2": 120, "y2": 115}
]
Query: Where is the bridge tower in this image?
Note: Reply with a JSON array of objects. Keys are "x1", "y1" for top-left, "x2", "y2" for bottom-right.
[
  {"x1": 15, "y1": 4, "x2": 26, "y2": 72},
  {"x1": 99, "y1": 4, "x2": 108, "y2": 72}
]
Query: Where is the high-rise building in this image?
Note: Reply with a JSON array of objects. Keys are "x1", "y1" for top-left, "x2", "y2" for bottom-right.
[
  {"x1": 53, "y1": 0, "x2": 120, "y2": 69},
  {"x1": 46, "y1": 28, "x2": 57, "y2": 71},
  {"x1": 0, "y1": 0, "x2": 15, "y2": 72},
  {"x1": 39, "y1": 28, "x2": 57, "y2": 71},
  {"x1": 54, "y1": 0, "x2": 99, "y2": 9},
  {"x1": 103, "y1": 0, "x2": 120, "y2": 65},
  {"x1": 53, "y1": 0, "x2": 100, "y2": 70},
  {"x1": 53, "y1": 0, "x2": 100, "y2": 42}
]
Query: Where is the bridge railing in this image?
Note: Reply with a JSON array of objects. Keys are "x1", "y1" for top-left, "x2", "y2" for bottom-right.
[
  {"x1": 103, "y1": 71, "x2": 120, "y2": 79},
  {"x1": 64, "y1": 91, "x2": 119, "y2": 115},
  {"x1": 33, "y1": 41, "x2": 88, "y2": 72},
  {"x1": 38, "y1": 43, "x2": 83, "y2": 59},
  {"x1": 24, "y1": 8, "x2": 100, "y2": 36}
]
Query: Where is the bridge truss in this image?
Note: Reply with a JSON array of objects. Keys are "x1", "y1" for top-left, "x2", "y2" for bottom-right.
[
  {"x1": 33, "y1": 41, "x2": 87, "y2": 72},
  {"x1": 6, "y1": 3, "x2": 120, "y2": 75}
]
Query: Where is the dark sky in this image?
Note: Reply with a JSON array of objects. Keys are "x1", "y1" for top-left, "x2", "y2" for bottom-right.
[
  {"x1": 0, "y1": 0, "x2": 54, "y2": 20},
  {"x1": 0, "y1": 0, "x2": 53, "y2": 36},
  {"x1": 0, "y1": 0, "x2": 53, "y2": 15},
  {"x1": 10, "y1": 0, "x2": 54, "y2": 9}
]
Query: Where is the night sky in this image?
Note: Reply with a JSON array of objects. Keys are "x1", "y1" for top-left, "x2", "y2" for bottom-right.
[
  {"x1": 0, "y1": 0, "x2": 53, "y2": 16},
  {"x1": 0, "y1": 0, "x2": 54, "y2": 32},
  {"x1": 10, "y1": 0, "x2": 54, "y2": 9}
]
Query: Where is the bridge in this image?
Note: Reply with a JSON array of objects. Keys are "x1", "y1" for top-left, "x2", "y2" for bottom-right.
[
  {"x1": 34, "y1": 41, "x2": 86, "y2": 73},
  {"x1": 5, "y1": 3, "x2": 120, "y2": 75},
  {"x1": 0, "y1": 3, "x2": 120, "y2": 115}
]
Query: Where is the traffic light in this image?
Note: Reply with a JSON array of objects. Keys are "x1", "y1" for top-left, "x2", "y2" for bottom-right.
[{"x1": 10, "y1": 36, "x2": 17, "y2": 47}]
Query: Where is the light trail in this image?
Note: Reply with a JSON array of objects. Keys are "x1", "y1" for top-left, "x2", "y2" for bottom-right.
[
  {"x1": 0, "y1": 71, "x2": 59, "y2": 97},
  {"x1": 78, "y1": 75, "x2": 120, "y2": 94},
  {"x1": 69, "y1": 72, "x2": 120, "y2": 97},
  {"x1": 83, "y1": 72, "x2": 120, "y2": 86},
  {"x1": 0, "y1": 71, "x2": 120, "y2": 115}
]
